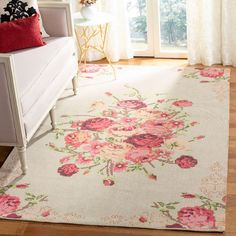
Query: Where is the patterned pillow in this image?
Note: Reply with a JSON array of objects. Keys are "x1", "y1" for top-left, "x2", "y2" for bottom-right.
[{"x1": 0, "y1": 0, "x2": 49, "y2": 37}]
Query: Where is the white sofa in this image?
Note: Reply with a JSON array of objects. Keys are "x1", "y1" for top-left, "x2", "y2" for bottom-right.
[{"x1": 0, "y1": 2, "x2": 78, "y2": 174}]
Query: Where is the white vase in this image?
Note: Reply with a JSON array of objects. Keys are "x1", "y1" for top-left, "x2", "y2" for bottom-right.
[{"x1": 80, "y1": 4, "x2": 97, "y2": 20}]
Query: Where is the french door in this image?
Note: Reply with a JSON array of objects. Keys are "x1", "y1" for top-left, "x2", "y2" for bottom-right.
[{"x1": 127, "y1": 0, "x2": 187, "y2": 58}]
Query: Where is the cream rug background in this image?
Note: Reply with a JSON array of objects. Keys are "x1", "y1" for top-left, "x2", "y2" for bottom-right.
[{"x1": 0, "y1": 65, "x2": 230, "y2": 232}]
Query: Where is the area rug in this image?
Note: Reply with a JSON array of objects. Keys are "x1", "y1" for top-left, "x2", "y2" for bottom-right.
[{"x1": 0, "y1": 65, "x2": 230, "y2": 232}]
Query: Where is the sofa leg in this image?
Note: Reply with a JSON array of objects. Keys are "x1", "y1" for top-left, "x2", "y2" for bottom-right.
[
  {"x1": 72, "y1": 76, "x2": 78, "y2": 95},
  {"x1": 17, "y1": 146, "x2": 27, "y2": 175},
  {"x1": 49, "y1": 106, "x2": 56, "y2": 130}
]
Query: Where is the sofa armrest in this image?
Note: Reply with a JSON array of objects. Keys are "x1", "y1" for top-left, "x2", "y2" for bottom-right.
[
  {"x1": 0, "y1": 55, "x2": 26, "y2": 146},
  {"x1": 38, "y1": 1, "x2": 74, "y2": 37}
]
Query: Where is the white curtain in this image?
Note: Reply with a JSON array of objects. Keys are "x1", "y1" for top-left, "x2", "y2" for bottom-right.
[
  {"x1": 100, "y1": 0, "x2": 133, "y2": 62},
  {"x1": 187, "y1": 0, "x2": 236, "y2": 66}
]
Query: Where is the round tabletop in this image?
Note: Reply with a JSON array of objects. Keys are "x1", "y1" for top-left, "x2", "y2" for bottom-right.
[{"x1": 74, "y1": 12, "x2": 112, "y2": 27}]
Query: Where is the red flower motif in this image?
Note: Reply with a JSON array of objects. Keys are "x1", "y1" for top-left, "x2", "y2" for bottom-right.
[
  {"x1": 102, "y1": 110, "x2": 117, "y2": 117},
  {"x1": 58, "y1": 164, "x2": 79, "y2": 177},
  {"x1": 117, "y1": 100, "x2": 147, "y2": 110},
  {"x1": 60, "y1": 156, "x2": 70, "y2": 164},
  {"x1": 200, "y1": 68, "x2": 224, "y2": 78},
  {"x1": 181, "y1": 193, "x2": 196, "y2": 198},
  {"x1": 120, "y1": 117, "x2": 137, "y2": 124},
  {"x1": 222, "y1": 196, "x2": 227, "y2": 203},
  {"x1": 0, "y1": 195, "x2": 20, "y2": 216},
  {"x1": 81, "y1": 118, "x2": 113, "y2": 131},
  {"x1": 169, "y1": 120, "x2": 185, "y2": 129},
  {"x1": 172, "y1": 100, "x2": 193, "y2": 107},
  {"x1": 141, "y1": 120, "x2": 173, "y2": 139},
  {"x1": 177, "y1": 206, "x2": 216, "y2": 228},
  {"x1": 64, "y1": 131, "x2": 90, "y2": 148},
  {"x1": 139, "y1": 216, "x2": 148, "y2": 223},
  {"x1": 148, "y1": 174, "x2": 157, "y2": 180},
  {"x1": 156, "y1": 149, "x2": 172, "y2": 159},
  {"x1": 6, "y1": 213, "x2": 22, "y2": 219},
  {"x1": 113, "y1": 162, "x2": 128, "y2": 172},
  {"x1": 15, "y1": 184, "x2": 29, "y2": 189},
  {"x1": 125, "y1": 133, "x2": 164, "y2": 148},
  {"x1": 80, "y1": 64, "x2": 100, "y2": 73},
  {"x1": 103, "y1": 179, "x2": 115, "y2": 186},
  {"x1": 75, "y1": 155, "x2": 92, "y2": 165},
  {"x1": 83, "y1": 141, "x2": 107, "y2": 155},
  {"x1": 71, "y1": 121, "x2": 82, "y2": 128},
  {"x1": 41, "y1": 210, "x2": 50, "y2": 217},
  {"x1": 125, "y1": 148, "x2": 156, "y2": 163},
  {"x1": 175, "y1": 155, "x2": 198, "y2": 169},
  {"x1": 190, "y1": 121, "x2": 198, "y2": 126}
]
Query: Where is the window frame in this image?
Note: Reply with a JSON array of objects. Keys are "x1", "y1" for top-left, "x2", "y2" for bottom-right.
[{"x1": 131, "y1": 0, "x2": 188, "y2": 58}]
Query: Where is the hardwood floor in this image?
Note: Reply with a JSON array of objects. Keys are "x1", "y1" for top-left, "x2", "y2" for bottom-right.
[{"x1": 0, "y1": 58, "x2": 235, "y2": 236}]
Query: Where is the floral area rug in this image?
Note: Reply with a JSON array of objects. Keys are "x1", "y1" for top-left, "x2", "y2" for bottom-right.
[{"x1": 0, "y1": 65, "x2": 230, "y2": 232}]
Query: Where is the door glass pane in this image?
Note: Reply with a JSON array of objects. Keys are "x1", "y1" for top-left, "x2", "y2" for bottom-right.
[
  {"x1": 159, "y1": 0, "x2": 187, "y2": 52},
  {"x1": 127, "y1": 0, "x2": 147, "y2": 51}
]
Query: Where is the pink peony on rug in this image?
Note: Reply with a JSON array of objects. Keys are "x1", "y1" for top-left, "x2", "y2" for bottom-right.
[{"x1": 0, "y1": 65, "x2": 230, "y2": 232}]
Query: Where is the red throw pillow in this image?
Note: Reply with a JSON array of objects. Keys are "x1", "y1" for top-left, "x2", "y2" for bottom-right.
[{"x1": 0, "y1": 14, "x2": 46, "y2": 53}]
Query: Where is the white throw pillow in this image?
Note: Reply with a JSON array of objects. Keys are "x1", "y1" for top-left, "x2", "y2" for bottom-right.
[{"x1": 0, "y1": 0, "x2": 49, "y2": 38}]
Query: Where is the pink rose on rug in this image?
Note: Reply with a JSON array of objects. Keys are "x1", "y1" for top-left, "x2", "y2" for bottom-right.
[
  {"x1": 64, "y1": 131, "x2": 90, "y2": 148},
  {"x1": 169, "y1": 120, "x2": 185, "y2": 129},
  {"x1": 139, "y1": 216, "x2": 148, "y2": 223},
  {"x1": 141, "y1": 120, "x2": 173, "y2": 138},
  {"x1": 125, "y1": 133, "x2": 164, "y2": 148},
  {"x1": 172, "y1": 100, "x2": 193, "y2": 107},
  {"x1": 57, "y1": 164, "x2": 79, "y2": 177},
  {"x1": 156, "y1": 149, "x2": 172, "y2": 159},
  {"x1": 41, "y1": 210, "x2": 50, "y2": 217},
  {"x1": 113, "y1": 162, "x2": 128, "y2": 172},
  {"x1": 71, "y1": 121, "x2": 82, "y2": 128},
  {"x1": 175, "y1": 155, "x2": 198, "y2": 168},
  {"x1": 102, "y1": 110, "x2": 118, "y2": 117},
  {"x1": 177, "y1": 206, "x2": 216, "y2": 229},
  {"x1": 109, "y1": 125, "x2": 137, "y2": 135},
  {"x1": 75, "y1": 155, "x2": 92, "y2": 165},
  {"x1": 117, "y1": 100, "x2": 147, "y2": 109},
  {"x1": 0, "y1": 195, "x2": 20, "y2": 216},
  {"x1": 160, "y1": 112, "x2": 170, "y2": 118},
  {"x1": 83, "y1": 141, "x2": 107, "y2": 155},
  {"x1": 15, "y1": 184, "x2": 29, "y2": 189},
  {"x1": 181, "y1": 193, "x2": 196, "y2": 198},
  {"x1": 200, "y1": 68, "x2": 224, "y2": 78},
  {"x1": 81, "y1": 118, "x2": 114, "y2": 131},
  {"x1": 80, "y1": 64, "x2": 100, "y2": 73},
  {"x1": 103, "y1": 179, "x2": 115, "y2": 186},
  {"x1": 125, "y1": 148, "x2": 156, "y2": 163},
  {"x1": 60, "y1": 156, "x2": 70, "y2": 164},
  {"x1": 120, "y1": 117, "x2": 137, "y2": 124}
]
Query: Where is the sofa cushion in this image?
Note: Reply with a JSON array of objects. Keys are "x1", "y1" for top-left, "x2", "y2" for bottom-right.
[
  {"x1": 0, "y1": 0, "x2": 49, "y2": 37},
  {"x1": 11, "y1": 37, "x2": 76, "y2": 116},
  {"x1": 0, "y1": 14, "x2": 45, "y2": 53}
]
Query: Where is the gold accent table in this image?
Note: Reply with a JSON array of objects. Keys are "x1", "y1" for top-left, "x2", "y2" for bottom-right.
[{"x1": 74, "y1": 12, "x2": 116, "y2": 79}]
